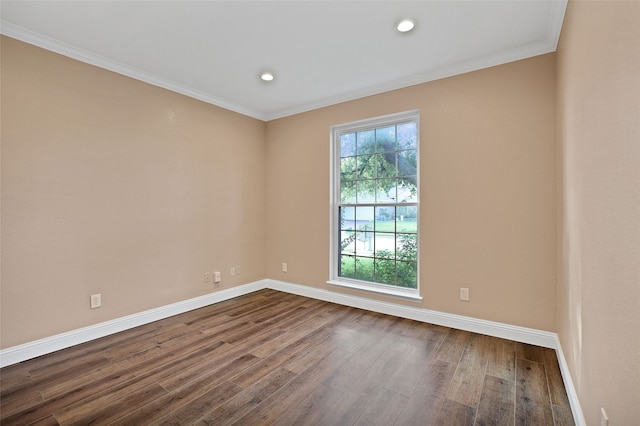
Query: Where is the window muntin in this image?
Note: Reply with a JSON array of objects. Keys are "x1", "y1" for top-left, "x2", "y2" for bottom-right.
[{"x1": 330, "y1": 111, "x2": 420, "y2": 299}]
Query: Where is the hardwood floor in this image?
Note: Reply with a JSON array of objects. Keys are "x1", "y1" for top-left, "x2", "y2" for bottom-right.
[{"x1": 0, "y1": 289, "x2": 574, "y2": 425}]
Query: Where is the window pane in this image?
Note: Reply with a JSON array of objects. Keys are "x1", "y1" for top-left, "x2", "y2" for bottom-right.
[
  {"x1": 356, "y1": 231, "x2": 375, "y2": 256},
  {"x1": 375, "y1": 126, "x2": 396, "y2": 152},
  {"x1": 340, "y1": 157, "x2": 357, "y2": 180},
  {"x1": 341, "y1": 231, "x2": 356, "y2": 255},
  {"x1": 398, "y1": 150, "x2": 417, "y2": 177},
  {"x1": 396, "y1": 261, "x2": 417, "y2": 288},
  {"x1": 356, "y1": 180, "x2": 376, "y2": 203},
  {"x1": 397, "y1": 181, "x2": 417, "y2": 203},
  {"x1": 397, "y1": 122, "x2": 417, "y2": 150},
  {"x1": 397, "y1": 233, "x2": 417, "y2": 261},
  {"x1": 340, "y1": 255, "x2": 355, "y2": 278},
  {"x1": 355, "y1": 206, "x2": 374, "y2": 228},
  {"x1": 373, "y1": 258, "x2": 395, "y2": 284},
  {"x1": 375, "y1": 206, "x2": 395, "y2": 225},
  {"x1": 357, "y1": 154, "x2": 376, "y2": 180},
  {"x1": 340, "y1": 133, "x2": 356, "y2": 157},
  {"x1": 374, "y1": 233, "x2": 395, "y2": 258},
  {"x1": 356, "y1": 130, "x2": 375, "y2": 155},
  {"x1": 396, "y1": 206, "x2": 417, "y2": 233},
  {"x1": 376, "y1": 179, "x2": 396, "y2": 203},
  {"x1": 355, "y1": 256, "x2": 374, "y2": 281},
  {"x1": 375, "y1": 153, "x2": 397, "y2": 178},
  {"x1": 340, "y1": 206, "x2": 356, "y2": 230},
  {"x1": 340, "y1": 180, "x2": 356, "y2": 204}
]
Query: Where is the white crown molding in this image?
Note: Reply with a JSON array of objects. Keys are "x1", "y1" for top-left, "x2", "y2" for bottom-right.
[
  {"x1": 265, "y1": 39, "x2": 559, "y2": 121},
  {"x1": 0, "y1": 21, "x2": 268, "y2": 121},
  {"x1": 2, "y1": 0, "x2": 566, "y2": 122}
]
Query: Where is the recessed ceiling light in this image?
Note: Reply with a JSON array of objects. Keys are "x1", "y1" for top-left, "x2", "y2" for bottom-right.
[
  {"x1": 396, "y1": 19, "x2": 416, "y2": 33},
  {"x1": 260, "y1": 71, "x2": 275, "y2": 82}
]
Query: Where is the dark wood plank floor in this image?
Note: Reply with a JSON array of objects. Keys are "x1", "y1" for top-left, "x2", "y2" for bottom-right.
[{"x1": 0, "y1": 289, "x2": 574, "y2": 425}]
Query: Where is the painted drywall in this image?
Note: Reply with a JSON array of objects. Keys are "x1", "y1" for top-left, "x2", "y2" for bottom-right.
[
  {"x1": 265, "y1": 54, "x2": 557, "y2": 331},
  {"x1": 556, "y1": 0, "x2": 640, "y2": 424},
  {"x1": 0, "y1": 37, "x2": 266, "y2": 348}
]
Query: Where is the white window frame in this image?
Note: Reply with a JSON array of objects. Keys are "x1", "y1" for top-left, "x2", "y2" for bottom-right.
[{"x1": 328, "y1": 110, "x2": 422, "y2": 301}]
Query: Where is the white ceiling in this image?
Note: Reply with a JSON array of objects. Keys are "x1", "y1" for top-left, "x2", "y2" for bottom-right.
[{"x1": 1, "y1": 1, "x2": 567, "y2": 121}]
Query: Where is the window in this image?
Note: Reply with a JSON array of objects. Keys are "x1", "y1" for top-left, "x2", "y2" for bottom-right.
[{"x1": 329, "y1": 111, "x2": 420, "y2": 300}]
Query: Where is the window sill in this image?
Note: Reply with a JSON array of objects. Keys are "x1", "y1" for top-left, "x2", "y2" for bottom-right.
[{"x1": 327, "y1": 279, "x2": 423, "y2": 302}]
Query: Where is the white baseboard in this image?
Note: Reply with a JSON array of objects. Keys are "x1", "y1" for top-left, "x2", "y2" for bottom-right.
[
  {"x1": 555, "y1": 339, "x2": 587, "y2": 426},
  {"x1": 0, "y1": 278, "x2": 557, "y2": 365},
  {"x1": 0, "y1": 281, "x2": 265, "y2": 368},
  {"x1": 264, "y1": 279, "x2": 557, "y2": 348}
]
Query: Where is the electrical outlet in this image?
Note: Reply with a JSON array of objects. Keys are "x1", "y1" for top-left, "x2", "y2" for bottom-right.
[
  {"x1": 204, "y1": 272, "x2": 212, "y2": 283},
  {"x1": 230, "y1": 266, "x2": 236, "y2": 277},
  {"x1": 235, "y1": 265, "x2": 240, "y2": 275},
  {"x1": 282, "y1": 262, "x2": 288, "y2": 273},
  {"x1": 90, "y1": 293, "x2": 102, "y2": 309},
  {"x1": 601, "y1": 408, "x2": 608, "y2": 426},
  {"x1": 460, "y1": 287, "x2": 470, "y2": 301},
  {"x1": 214, "y1": 271, "x2": 221, "y2": 283}
]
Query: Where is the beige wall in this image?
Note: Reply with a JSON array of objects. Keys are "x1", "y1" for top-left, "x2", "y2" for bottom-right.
[
  {"x1": 0, "y1": 37, "x2": 266, "y2": 348},
  {"x1": 266, "y1": 54, "x2": 557, "y2": 331},
  {"x1": 556, "y1": 1, "x2": 640, "y2": 424}
]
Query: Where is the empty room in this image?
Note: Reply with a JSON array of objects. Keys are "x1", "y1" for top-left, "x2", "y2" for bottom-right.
[{"x1": 1, "y1": 1, "x2": 638, "y2": 425}]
